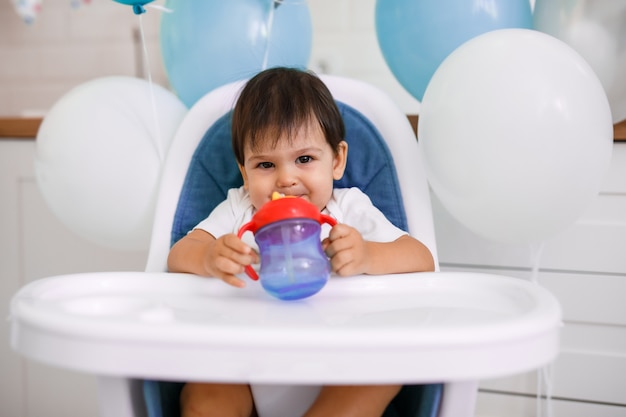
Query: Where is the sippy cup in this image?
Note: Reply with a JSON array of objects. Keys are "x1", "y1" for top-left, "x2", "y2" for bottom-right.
[{"x1": 237, "y1": 193, "x2": 336, "y2": 300}]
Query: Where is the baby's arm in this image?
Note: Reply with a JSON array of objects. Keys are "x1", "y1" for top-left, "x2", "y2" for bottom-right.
[
  {"x1": 324, "y1": 224, "x2": 434, "y2": 276},
  {"x1": 168, "y1": 229, "x2": 259, "y2": 288}
]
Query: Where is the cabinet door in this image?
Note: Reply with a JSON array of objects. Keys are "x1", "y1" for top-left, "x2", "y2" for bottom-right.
[
  {"x1": 1, "y1": 140, "x2": 147, "y2": 417},
  {"x1": 433, "y1": 144, "x2": 626, "y2": 416}
]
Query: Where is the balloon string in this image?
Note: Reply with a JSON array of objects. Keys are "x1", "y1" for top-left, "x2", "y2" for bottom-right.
[
  {"x1": 544, "y1": 364, "x2": 554, "y2": 417},
  {"x1": 537, "y1": 365, "x2": 542, "y2": 417},
  {"x1": 262, "y1": 1, "x2": 277, "y2": 70},
  {"x1": 138, "y1": 13, "x2": 164, "y2": 162},
  {"x1": 529, "y1": 241, "x2": 554, "y2": 417},
  {"x1": 146, "y1": 4, "x2": 173, "y2": 13},
  {"x1": 537, "y1": 363, "x2": 555, "y2": 417},
  {"x1": 529, "y1": 241, "x2": 545, "y2": 284},
  {"x1": 261, "y1": 0, "x2": 308, "y2": 69}
]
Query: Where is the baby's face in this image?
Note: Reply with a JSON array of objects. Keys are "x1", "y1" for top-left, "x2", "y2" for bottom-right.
[{"x1": 238, "y1": 121, "x2": 347, "y2": 211}]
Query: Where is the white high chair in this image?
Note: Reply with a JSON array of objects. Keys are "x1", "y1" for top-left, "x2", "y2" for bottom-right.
[
  {"x1": 141, "y1": 73, "x2": 458, "y2": 417},
  {"x1": 10, "y1": 74, "x2": 562, "y2": 417}
]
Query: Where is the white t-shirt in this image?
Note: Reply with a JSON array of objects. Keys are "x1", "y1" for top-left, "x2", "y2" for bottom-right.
[{"x1": 194, "y1": 186, "x2": 406, "y2": 249}]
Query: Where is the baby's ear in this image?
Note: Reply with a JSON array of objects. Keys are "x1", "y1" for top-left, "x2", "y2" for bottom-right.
[{"x1": 332, "y1": 141, "x2": 348, "y2": 180}]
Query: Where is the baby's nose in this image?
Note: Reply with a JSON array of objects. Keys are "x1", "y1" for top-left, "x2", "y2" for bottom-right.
[{"x1": 276, "y1": 167, "x2": 297, "y2": 188}]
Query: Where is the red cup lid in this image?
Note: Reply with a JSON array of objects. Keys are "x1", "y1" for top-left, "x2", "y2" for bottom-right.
[{"x1": 248, "y1": 193, "x2": 323, "y2": 230}]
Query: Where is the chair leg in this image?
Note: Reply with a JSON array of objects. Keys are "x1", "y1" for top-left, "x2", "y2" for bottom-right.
[
  {"x1": 97, "y1": 376, "x2": 148, "y2": 417},
  {"x1": 437, "y1": 381, "x2": 478, "y2": 417}
]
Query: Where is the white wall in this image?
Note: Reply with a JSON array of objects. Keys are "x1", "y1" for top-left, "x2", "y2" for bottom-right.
[{"x1": 0, "y1": 0, "x2": 420, "y2": 117}]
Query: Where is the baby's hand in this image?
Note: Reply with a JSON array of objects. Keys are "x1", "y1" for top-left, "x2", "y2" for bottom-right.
[
  {"x1": 323, "y1": 224, "x2": 369, "y2": 276},
  {"x1": 206, "y1": 233, "x2": 259, "y2": 288}
]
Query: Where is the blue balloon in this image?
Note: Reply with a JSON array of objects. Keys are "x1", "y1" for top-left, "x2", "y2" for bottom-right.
[
  {"x1": 112, "y1": 0, "x2": 154, "y2": 14},
  {"x1": 375, "y1": 0, "x2": 533, "y2": 102},
  {"x1": 160, "y1": 0, "x2": 312, "y2": 108}
]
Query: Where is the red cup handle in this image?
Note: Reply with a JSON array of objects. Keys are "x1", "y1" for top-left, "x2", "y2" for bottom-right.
[
  {"x1": 237, "y1": 221, "x2": 259, "y2": 281},
  {"x1": 244, "y1": 265, "x2": 259, "y2": 281},
  {"x1": 320, "y1": 214, "x2": 337, "y2": 227}
]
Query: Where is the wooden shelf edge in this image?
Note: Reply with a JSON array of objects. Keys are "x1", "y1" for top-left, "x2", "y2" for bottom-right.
[
  {"x1": 1, "y1": 116, "x2": 625, "y2": 141},
  {"x1": 408, "y1": 115, "x2": 626, "y2": 142},
  {"x1": 0, "y1": 118, "x2": 42, "y2": 139},
  {"x1": 613, "y1": 119, "x2": 626, "y2": 141}
]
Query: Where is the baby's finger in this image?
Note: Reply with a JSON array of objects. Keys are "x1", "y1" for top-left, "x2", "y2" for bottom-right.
[
  {"x1": 212, "y1": 255, "x2": 245, "y2": 275},
  {"x1": 328, "y1": 223, "x2": 350, "y2": 242},
  {"x1": 214, "y1": 242, "x2": 257, "y2": 267},
  {"x1": 221, "y1": 274, "x2": 247, "y2": 288},
  {"x1": 223, "y1": 234, "x2": 253, "y2": 255},
  {"x1": 331, "y1": 255, "x2": 357, "y2": 277},
  {"x1": 325, "y1": 234, "x2": 352, "y2": 258}
]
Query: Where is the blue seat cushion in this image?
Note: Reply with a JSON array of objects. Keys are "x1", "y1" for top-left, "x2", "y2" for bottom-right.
[{"x1": 170, "y1": 101, "x2": 408, "y2": 246}]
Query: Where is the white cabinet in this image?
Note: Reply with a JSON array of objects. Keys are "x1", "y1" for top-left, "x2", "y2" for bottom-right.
[
  {"x1": 433, "y1": 143, "x2": 626, "y2": 416},
  {"x1": 1, "y1": 140, "x2": 147, "y2": 417}
]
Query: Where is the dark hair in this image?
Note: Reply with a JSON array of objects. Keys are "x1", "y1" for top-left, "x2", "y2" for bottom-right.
[{"x1": 231, "y1": 67, "x2": 345, "y2": 165}]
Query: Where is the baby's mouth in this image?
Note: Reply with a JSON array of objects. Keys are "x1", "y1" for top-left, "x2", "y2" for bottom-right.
[{"x1": 272, "y1": 191, "x2": 307, "y2": 200}]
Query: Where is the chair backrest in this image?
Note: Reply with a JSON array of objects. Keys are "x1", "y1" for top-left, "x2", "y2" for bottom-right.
[{"x1": 145, "y1": 74, "x2": 438, "y2": 272}]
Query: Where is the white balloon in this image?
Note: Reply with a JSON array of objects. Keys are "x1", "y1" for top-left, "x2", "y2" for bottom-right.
[
  {"x1": 35, "y1": 76, "x2": 187, "y2": 251},
  {"x1": 534, "y1": 0, "x2": 626, "y2": 123},
  {"x1": 419, "y1": 28, "x2": 613, "y2": 244}
]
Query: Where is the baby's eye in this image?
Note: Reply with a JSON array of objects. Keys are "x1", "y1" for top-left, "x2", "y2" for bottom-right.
[
  {"x1": 257, "y1": 162, "x2": 274, "y2": 169},
  {"x1": 297, "y1": 155, "x2": 312, "y2": 164}
]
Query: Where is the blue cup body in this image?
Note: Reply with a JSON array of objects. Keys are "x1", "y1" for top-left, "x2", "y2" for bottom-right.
[{"x1": 254, "y1": 218, "x2": 330, "y2": 300}]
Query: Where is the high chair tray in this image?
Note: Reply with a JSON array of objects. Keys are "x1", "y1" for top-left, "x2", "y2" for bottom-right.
[{"x1": 10, "y1": 271, "x2": 561, "y2": 384}]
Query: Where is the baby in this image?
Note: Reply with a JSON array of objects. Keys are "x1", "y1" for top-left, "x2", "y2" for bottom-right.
[{"x1": 168, "y1": 67, "x2": 435, "y2": 417}]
